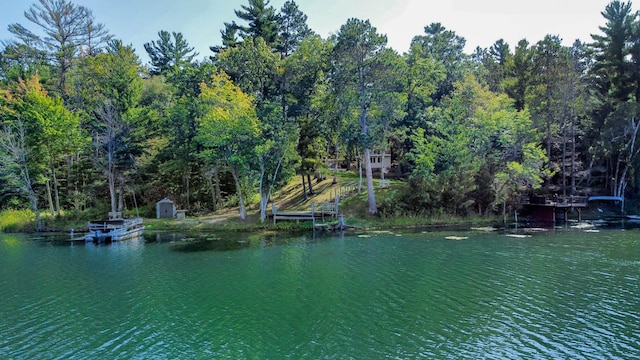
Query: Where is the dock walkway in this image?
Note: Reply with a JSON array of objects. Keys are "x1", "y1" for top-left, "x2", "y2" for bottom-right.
[{"x1": 271, "y1": 200, "x2": 339, "y2": 226}]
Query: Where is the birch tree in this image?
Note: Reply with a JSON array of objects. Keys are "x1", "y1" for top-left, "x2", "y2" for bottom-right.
[
  {"x1": 1, "y1": 76, "x2": 84, "y2": 226},
  {"x1": 0, "y1": 117, "x2": 42, "y2": 230},
  {"x1": 71, "y1": 41, "x2": 144, "y2": 215}
]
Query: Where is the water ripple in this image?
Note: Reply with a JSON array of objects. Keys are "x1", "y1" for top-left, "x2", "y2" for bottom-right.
[{"x1": 2, "y1": 231, "x2": 640, "y2": 359}]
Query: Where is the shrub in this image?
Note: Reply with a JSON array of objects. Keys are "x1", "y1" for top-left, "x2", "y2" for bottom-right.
[{"x1": 0, "y1": 209, "x2": 35, "y2": 232}]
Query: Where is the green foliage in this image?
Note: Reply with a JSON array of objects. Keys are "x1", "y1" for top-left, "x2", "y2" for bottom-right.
[
  {"x1": 67, "y1": 40, "x2": 147, "y2": 214},
  {"x1": 396, "y1": 75, "x2": 548, "y2": 215},
  {"x1": 197, "y1": 72, "x2": 260, "y2": 153},
  {"x1": 144, "y1": 31, "x2": 198, "y2": 76},
  {"x1": 0, "y1": 209, "x2": 34, "y2": 232},
  {"x1": 284, "y1": 35, "x2": 332, "y2": 183},
  {"x1": 590, "y1": 0, "x2": 638, "y2": 102},
  {"x1": 19, "y1": 76, "x2": 86, "y2": 159},
  {"x1": 406, "y1": 128, "x2": 436, "y2": 181},
  {"x1": 1, "y1": 75, "x2": 88, "y2": 226},
  {"x1": 277, "y1": 1, "x2": 314, "y2": 56},
  {"x1": 493, "y1": 142, "x2": 552, "y2": 209},
  {"x1": 402, "y1": 42, "x2": 446, "y2": 126},
  {"x1": 410, "y1": 23, "x2": 469, "y2": 102},
  {"x1": 71, "y1": 41, "x2": 144, "y2": 116},
  {"x1": 508, "y1": 39, "x2": 535, "y2": 111},
  {"x1": 331, "y1": 18, "x2": 399, "y2": 213},
  {"x1": 197, "y1": 71, "x2": 261, "y2": 218},
  {"x1": 4, "y1": 0, "x2": 640, "y2": 224},
  {"x1": 7, "y1": 0, "x2": 111, "y2": 97},
  {"x1": 0, "y1": 43, "x2": 51, "y2": 86},
  {"x1": 229, "y1": 0, "x2": 281, "y2": 50},
  {"x1": 217, "y1": 37, "x2": 281, "y2": 104},
  {"x1": 285, "y1": 34, "x2": 331, "y2": 116}
]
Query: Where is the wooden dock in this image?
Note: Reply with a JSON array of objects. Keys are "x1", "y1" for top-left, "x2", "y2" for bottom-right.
[
  {"x1": 521, "y1": 195, "x2": 588, "y2": 223},
  {"x1": 271, "y1": 200, "x2": 339, "y2": 226}
]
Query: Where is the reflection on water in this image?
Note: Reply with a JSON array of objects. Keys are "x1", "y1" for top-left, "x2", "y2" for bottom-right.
[
  {"x1": 149, "y1": 230, "x2": 325, "y2": 252},
  {"x1": 1, "y1": 225, "x2": 639, "y2": 359},
  {"x1": 36, "y1": 229, "x2": 327, "y2": 251}
]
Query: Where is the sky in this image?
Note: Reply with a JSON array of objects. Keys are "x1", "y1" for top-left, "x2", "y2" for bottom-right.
[{"x1": 0, "y1": 0, "x2": 626, "y2": 64}]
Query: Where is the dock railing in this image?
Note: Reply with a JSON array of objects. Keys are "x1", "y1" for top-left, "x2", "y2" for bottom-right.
[
  {"x1": 328, "y1": 181, "x2": 358, "y2": 203},
  {"x1": 272, "y1": 203, "x2": 316, "y2": 226},
  {"x1": 523, "y1": 195, "x2": 588, "y2": 207}
]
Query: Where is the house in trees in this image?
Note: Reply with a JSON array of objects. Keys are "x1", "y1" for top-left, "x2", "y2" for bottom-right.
[
  {"x1": 369, "y1": 150, "x2": 392, "y2": 171},
  {"x1": 327, "y1": 150, "x2": 392, "y2": 173}
]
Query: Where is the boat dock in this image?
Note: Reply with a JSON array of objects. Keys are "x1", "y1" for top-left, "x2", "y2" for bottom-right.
[
  {"x1": 84, "y1": 217, "x2": 145, "y2": 243},
  {"x1": 521, "y1": 195, "x2": 589, "y2": 223}
]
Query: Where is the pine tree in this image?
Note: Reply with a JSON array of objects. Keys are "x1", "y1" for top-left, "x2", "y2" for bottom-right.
[
  {"x1": 8, "y1": 0, "x2": 111, "y2": 100},
  {"x1": 277, "y1": 0, "x2": 314, "y2": 56},
  {"x1": 234, "y1": 0, "x2": 280, "y2": 49},
  {"x1": 144, "y1": 31, "x2": 198, "y2": 75}
]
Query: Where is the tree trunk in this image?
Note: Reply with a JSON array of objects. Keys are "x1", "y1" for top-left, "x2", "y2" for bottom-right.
[
  {"x1": 301, "y1": 173, "x2": 308, "y2": 200},
  {"x1": 46, "y1": 180, "x2": 55, "y2": 214},
  {"x1": 22, "y1": 158, "x2": 42, "y2": 230},
  {"x1": 21, "y1": 155, "x2": 42, "y2": 230},
  {"x1": 45, "y1": 159, "x2": 55, "y2": 214},
  {"x1": 98, "y1": 100, "x2": 122, "y2": 215},
  {"x1": 214, "y1": 168, "x2": 222, "y2": 210},
  {"x1": 259, "y1": 155, "x2": 284, "y2": 222},
  {"x1": 117, "y1": 183, "x2": 124, "y2": 213},
  {"x1": 364, "y1": 148, "x2": 377, "y2": 213},
  {"x1": 332, "y1": 141, "x2": 339, "y2": 185},
  {"x1": 562, "y1": 123, "x2": 567, "y2": 197},
  {"x1": 358, "y1": 63, "x2": 376, "y2": 214},
  {"x1": 27, "y1": 183, "x2": 42, "y2": 231},
  {"x1": 107, "y1": 138, "x2": 117, "y2": 214},
  {"x1": 571, "y1": 113, "x2": 576, "y2": 194},
  {"x1": 108, "y1": 171, "x2": 117, "y2": 214},
  {"x1": 502, "y1": 201, "x2": 507, "y2": 225},
  {"x1": 614, "y1": 116, "x2": 640, "y2": 204},
  {"x1": 230, "y1": 166, "x2": 246, "y2": 220},
  {"x1": 307, "y1": 173, "x2": 314, "y2": 194},
  {"x1": 1, "y1": 121, "x2": 43, "y2": 230},
  {"x1": 70, "y1": 154, "x2": 80, "y2": 212},
  {"x1": 358, "y1": 157, "x2": 363, "y2": 194},
  {"x1": 205, "y1": 170, "x2": 217, "y2": 212},
  {"x1": 52, "y1": 163, "x2": 61, "y2": 217},
  {"x1": 546, "y1": 113, "x2": 552, "y2": 186},
  {"x1": 259, "y1": 162, "x2": 266, "y2": 222},
  {"x1": 184, "y1": 168, "x2": 190, "y2": 210}
]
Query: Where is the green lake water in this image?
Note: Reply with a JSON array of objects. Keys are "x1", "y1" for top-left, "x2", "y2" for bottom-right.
[{"x1": 1, "y1": 225, "x2": 639, "y2": 359}]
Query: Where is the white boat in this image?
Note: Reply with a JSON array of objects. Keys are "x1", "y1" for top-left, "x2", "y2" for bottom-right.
[{"x1": 85, "y1": 217, "x2": 145, "y2": 243}]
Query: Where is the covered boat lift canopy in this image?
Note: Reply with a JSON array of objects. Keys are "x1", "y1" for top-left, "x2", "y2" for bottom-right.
[{"x1": 588, "y1": 196, "x2": 623, "y2": 202}]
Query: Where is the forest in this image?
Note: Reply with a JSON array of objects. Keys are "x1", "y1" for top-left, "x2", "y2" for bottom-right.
[{"x1": 2, "y1": 0, "x2": 640, "y2": 229}]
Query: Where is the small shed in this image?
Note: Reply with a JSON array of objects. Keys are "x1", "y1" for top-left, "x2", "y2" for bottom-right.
[{"x1": 156, "y1": 198, "x2": 176, "y2": 219}]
